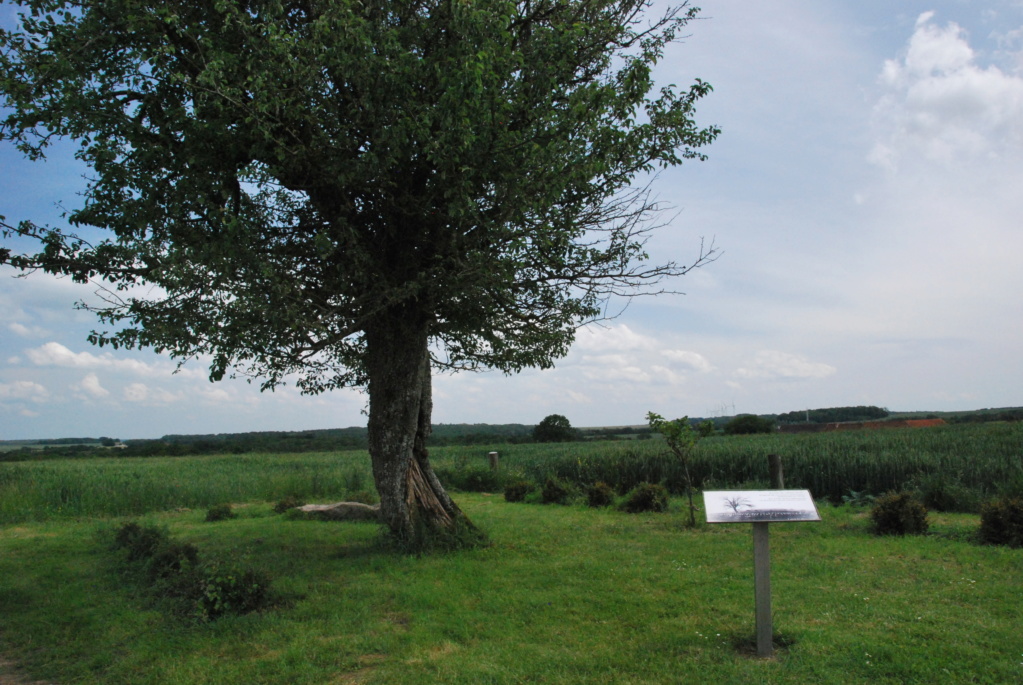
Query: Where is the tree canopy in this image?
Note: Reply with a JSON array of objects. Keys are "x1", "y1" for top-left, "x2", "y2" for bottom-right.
[
  {"x1": 1, "y1": 0, "x2": 718, "y2": 547},
  {"x1": 533, "y1": 414, "x2": 579, "y2": 443}
]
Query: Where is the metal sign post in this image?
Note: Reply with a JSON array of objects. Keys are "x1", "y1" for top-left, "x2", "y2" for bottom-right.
[{"x1": 703, "y1": 489, "x2": 821, "y2": 658}]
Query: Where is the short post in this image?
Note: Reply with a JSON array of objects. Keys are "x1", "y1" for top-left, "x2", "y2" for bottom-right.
[
  {"x1": 753, "y1": 521, "x2": 772, "y2": 657},
  {"x1": 488, "y1": 451, "x2": 499, "y2": 471}
]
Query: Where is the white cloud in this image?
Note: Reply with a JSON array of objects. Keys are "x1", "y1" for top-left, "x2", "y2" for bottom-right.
[
  {"x1": 735, "y1": 351, "x2": 836, "y2": 381},
  {"x1": 8, "y1": 322, "x2": 46, "y2": 337},
  {"x1": 662, "y1": 349, "x2": 714, "y2": 373},
  {"x1": 0, "y1": 380, "x2": 49, "y2": 402},
  {"x1": 23, "y1": 341, "x2": 204, "y2": 379},
  {"x1": 573, "y1": 324, "x2": 657, "y2": 352},
  {"x1": 871, "y1": 12, "x2": 1023, "y2": 169},
  {"x1": 77, "y1": 373, "x2": 110, "y2": 398}
]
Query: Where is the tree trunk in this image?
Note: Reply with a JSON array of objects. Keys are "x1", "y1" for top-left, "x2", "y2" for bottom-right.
[{"x1": 364, "y1": 311, "x2": 479, "y2": 551}]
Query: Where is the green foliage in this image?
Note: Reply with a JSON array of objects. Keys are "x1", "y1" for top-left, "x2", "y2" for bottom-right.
[
  {"x1": 108, "y1": 521, "x2": 273, "y2": 620},
  {"x1": 504, "y1": 481, "x2": 535, "y2": 503},
  {"x1": 533, "y1": 415, "x2": 579, "y2": 443},
  {"x1": 841, "y1": 490, "x2": 876, "y2": 508},
  {"x1": 541, "y1": 477, "x2": 573, "y2": 505},
  {"x1": 272, "y1": 495, "x2": 306, "y2": 514},
  {"x1": 620, "y1": 483, "x2": 669, "y2": 513},
  {"x1": 435, "y1": 465, "x2": 506, "y2": 493},
  {"x1": 723, "y1": 414, "x2": 775, "y2": 435},
  {"x1": 646, "y1": 412, "x2": 700, "y2": 525},
  {"x1": 776, "y1": 406, "x2": 889, "y2": 425},
  {"x1": 978, "y1": 496, "x2": 1023, "y2": 547},
  {"x1": 586, "y1": 481, "x2": 616, "y2": 508},
  {"x1": 194, "y1": 563, "x2": 273, "y2": 621},
  {"x1": 112, "y1": 521, "x2": 170, "y2": 562},
  {"x1": 870, "y1": 492, "x2": 929, "y2": 536},
  {"x1": 911, "y1": 473, "x2": 981, "y2": 513},
  {"x1": 204, "y1": 503, "x2": 236, "y2": 522}
]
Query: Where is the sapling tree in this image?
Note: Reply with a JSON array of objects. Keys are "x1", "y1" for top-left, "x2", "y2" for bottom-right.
[
  {"x1": 647, "y1": 411, "x2": 700, "y2": 526},
  {"x1": 1, "y1": 0, "x2": 718, "y2": 550}
]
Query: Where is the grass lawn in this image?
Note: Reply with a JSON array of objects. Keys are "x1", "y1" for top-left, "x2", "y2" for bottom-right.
[{"x1": 1, "y1": 494, "x2": 1020, "y2": 684}]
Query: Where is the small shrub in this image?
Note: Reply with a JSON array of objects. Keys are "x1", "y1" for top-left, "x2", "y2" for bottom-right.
[
  {"x1": 194, "y1": 563, "x2": 273, "y2": 621},
  {"x1": 913, "y1": 474, "x2": 981, "y2": 513},
  {"x1": 870, "y1": 491, "x2": 928, "y2": 536},
  {"x1": 438, "y1": 466, "x2": 505, "y2": 493},
  {"x1": 841, "y1": 490, "x2": 876, "y2": 508},
  {"x1": 541, "y1": 477, "x2": 571, "y2": 505},
  {"x1": 112, "y1": 521, "x2": 169, "y2": 561},
  {"x1": 504, "y1": 481, "x2": 535, "y2": 503},
  {"x1": 145, "y1": 541, "x2": 200, "y2": 583},
  {"x1": 204, "y1": 503, "x2": 236, "y2": 522},
  {"x1": 587, "y1": 482, "x2": 615, "y2": 508},
  {"x1": 620, "y1": 483, "x2": 669, "y2": 513},
  {"x1": 978, "y1": 496, "x2": 1023, "y2": 548},
  {"x1": 273, "y1": 496, "x2": 305, "y2": 514}
]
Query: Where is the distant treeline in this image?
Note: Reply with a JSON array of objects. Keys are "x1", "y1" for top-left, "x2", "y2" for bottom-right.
[{"x1": 775, "y1": 406, "x2": 890, "y2": 425}]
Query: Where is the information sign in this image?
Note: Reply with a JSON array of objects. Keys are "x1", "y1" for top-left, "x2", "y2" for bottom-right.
[{"x1": 703, "y1": 490, "x2": 820, "y2": 523}]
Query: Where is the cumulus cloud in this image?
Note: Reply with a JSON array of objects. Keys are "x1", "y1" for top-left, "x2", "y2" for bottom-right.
[
  {"x1": 573, "y1": 324, "x2": 657, "y2": 352},
  {"x1": 124, "y1": 382, "x2": 182, "y2": 405},
  {"x1": 24, "y1": 341, "x2": 204, "y2": 379},
  {"x1": 734, "y1": 351, "x2": 836, "y2": 380},
  {"x1": 871, "y1": 12, "x2": 1023, "y2": 170},
  {"x1": 0, "y1": 380, "x2": 49, "y2": 402},
  {"x1": 8, "y1": 322, "x2": 46, "y2": 337},
  {"x1": 662, "y1": 349, "x2": 714, "y2": 373},
  {"x1": 77, "y1": 373, "x2": 110, "y2": 398}
]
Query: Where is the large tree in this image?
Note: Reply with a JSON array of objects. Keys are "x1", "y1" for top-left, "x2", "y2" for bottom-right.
[{"x1": 0, "y1": 0, "x2": 718, "y2": 548}]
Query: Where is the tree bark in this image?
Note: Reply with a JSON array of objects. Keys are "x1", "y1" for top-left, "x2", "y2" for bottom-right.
[{"x1": 364, "y1": 310, "x2": 478, "y2": 550}]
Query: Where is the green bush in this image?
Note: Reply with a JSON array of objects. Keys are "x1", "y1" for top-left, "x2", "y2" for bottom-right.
[
  {"x1": 541, "y1": 477, "x2": 572, "y2": 505},
  {"x1": 912, "y1": 473, "x2": 981, "y2": 513},
  {"x1": 870, "y1": 491, "x2": 928, "y2": 536},
  {"x1": 112, "y1": 521, "x2": 170, "y2": 561},
  {"x1": 204, "y1": 503, "x2": 236, "y2": 522},
  {"x1": 437, "y1": 465, "x2": 505, "y2": 493},
  {"x1": 620, "y1": 483, "x2": 669, "y2": 513},
  {"x1": 145, "y1": 541, "x2": 199, "y2": 583},
  {"x1": 586, "y1": 482, "x2": 615, "y2": 508},
  {"x1": 504, "y1": 481, "x2": 535, "y2": 503},
  {"x1": 194, "y1": 563, "x2": 273, "y2": 621},
  {"x1": 272, "y1": 496, "x2": 305, "y2": 514},
  {"x1": 978, "y1": 496, "x2": 1023, "y2": 548}
]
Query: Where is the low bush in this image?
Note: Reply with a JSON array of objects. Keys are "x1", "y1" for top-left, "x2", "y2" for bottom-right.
[
  {"x1": 870, "y1": 491, "x2": 928, "y2": 536},
  {"x1": 978, "y1": 496, "x2": 1023, "y2": 548},
  {"x1": 272, "y1": 496, "x2": 305, "y2": 514},
  {"x1": 504, "y1": 481, "x2": 535, "y2": 503},
  {"x1": 620, "y1": 483, "x2": 669, "y2": 513},
  {"x1": 437, "y1": 465, "x2": 505, "y2": 493},
  {"x1": 107, "y1": 520, "x2": 273, "y2": 620},
  {"x1": 541, "y1": 477, "x2": 572, "y2": 505},
  {"x1": 194, "y1": 563, "x2": 273, "y2": 621},
  {"x1": 586, "y1": 482, "x2": 615, "y2": 508},
  {"x1": 204, "y1": 503, "x2": 236, "y2": 522},
  {"x1": 112, "y1": 521, "x2": 170, "y2": 561},
  {"x1": 912, "y1": 473, "x2": 982, "y2": 513}
]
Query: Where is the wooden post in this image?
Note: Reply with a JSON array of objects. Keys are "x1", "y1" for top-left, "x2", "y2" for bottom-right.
[
  {"x1": 488, "y1": 452, "x2": 499, "y2": 471},
  {"x1": 753, "y1": 521, "x2": 772, "y2": 658}
]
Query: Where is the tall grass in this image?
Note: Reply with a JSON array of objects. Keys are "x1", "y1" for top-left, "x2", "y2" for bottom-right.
[
  {"x1": 430, "y1": 422, "x2": 1023, "y2": 505},
  {"x1": 1, "y1": 422, "x2": 1019, "y2": 523},
  {"x1": 0, "y1": 452, "x2": 372, "y2": 524}
]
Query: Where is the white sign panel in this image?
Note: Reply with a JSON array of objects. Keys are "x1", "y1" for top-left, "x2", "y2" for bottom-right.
[{"x1": 703, "y1": 490, "x2": 821, "y2": 523}]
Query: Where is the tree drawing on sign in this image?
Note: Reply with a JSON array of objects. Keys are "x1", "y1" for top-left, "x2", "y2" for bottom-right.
[
  {"x1": 723, "y1": 495, "x2": 753, "y2": 514},
  {"x1": 1, "y1": 0, "x2": 718, "y2": 551}
]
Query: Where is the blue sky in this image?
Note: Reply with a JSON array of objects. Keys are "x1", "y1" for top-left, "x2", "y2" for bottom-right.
[{"x1": 3, "y1": 1, "x2": 1022, "y2": 439}]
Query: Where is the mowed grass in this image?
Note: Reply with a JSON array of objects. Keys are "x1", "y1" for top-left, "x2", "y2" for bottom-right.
[{"x1": 1, "y1": 494, "x2": 1021, "y2": 684}]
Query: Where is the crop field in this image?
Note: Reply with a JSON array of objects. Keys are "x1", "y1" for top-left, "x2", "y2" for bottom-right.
[
  {"x1": 1, "y1": 422, "x2": 1020, "y2": 525},
  {"x1": 0, "y1": 422, "x2": 1021, "y2": 683}
]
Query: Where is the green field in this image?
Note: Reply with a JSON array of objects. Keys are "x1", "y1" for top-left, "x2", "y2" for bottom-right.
[{"x1": 1, "y1": 424, "x2": 1021, "y2": 683}]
